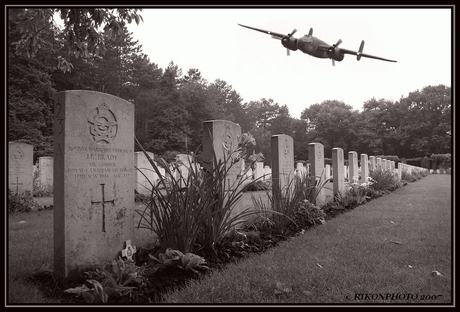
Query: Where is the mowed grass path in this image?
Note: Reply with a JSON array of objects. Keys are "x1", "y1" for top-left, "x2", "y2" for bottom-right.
[{"x1": 163, "y1": 174, "x2": 452, "y2": 304}]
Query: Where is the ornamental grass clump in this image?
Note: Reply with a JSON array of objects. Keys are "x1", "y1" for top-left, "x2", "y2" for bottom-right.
[
  {"x1": 135, "y1": 133, "x2": 265, "y2": 255},
  {"x1": 196, "y1": 133, "x2": 267, "y2": 252},
  {"x1": 252, "y1": 170, "x2": 329, "y2": 235},
  {"x1": 369, "y1": 168, "x2": 401, "y2": 193},
  {"x1": 135, "y1": 137, "x2": 214, "y2": 254}
]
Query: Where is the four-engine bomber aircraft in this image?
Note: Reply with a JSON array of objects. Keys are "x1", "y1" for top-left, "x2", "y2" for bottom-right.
[{"x1": 238, "y1": 24, "x2": 397, "y2": 66}]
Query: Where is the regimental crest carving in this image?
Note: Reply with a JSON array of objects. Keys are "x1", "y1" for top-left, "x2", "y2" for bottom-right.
[
  {"x1": 87, "y1": 103, "x2": 118, "y2": 144},
  {"x1": 283, "y1": 138, "x2": 290, "y2": 158},
  {"x1": 221, "y1": 126, "x2": 234, "y2": 157},
  {"x1": 11, "y1": 147, "x2": 24, "y2": 162}
]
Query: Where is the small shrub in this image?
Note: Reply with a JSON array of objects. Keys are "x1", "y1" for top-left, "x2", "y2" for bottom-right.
[
  {"x1": 430, "y1": 153, "x2": 451, "y2": 170},
  {"x1": 421, "y1": 156, "x2": 431, "y2": 169},
  {"x1": 64, "y1": 257, "x2": 146, "y2": 304},
  {"x1": 8, "y1": 190, "x2": 43, "y2": 213},
  {"x1": 289, "y1": 199, "x2": 326, "y2": 232},
  {"x1": 343, "y1": 176, "x2": 375, "y2": 206},
  {"x1": 148, "y1": 248, "x2": 209, "y2": 275},
  {"x1": 369, "y1": 169, "x2": 400, "y2": 192}
]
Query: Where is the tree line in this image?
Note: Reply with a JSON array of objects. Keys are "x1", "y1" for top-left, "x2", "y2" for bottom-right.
[{"x1": 7, "y1": 8, "x2": 451, "y2": 164}]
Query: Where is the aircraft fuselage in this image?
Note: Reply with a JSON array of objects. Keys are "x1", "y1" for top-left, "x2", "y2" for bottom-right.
[{"x1": 282, "y1": 35, "x2": 345, "y2": 61}]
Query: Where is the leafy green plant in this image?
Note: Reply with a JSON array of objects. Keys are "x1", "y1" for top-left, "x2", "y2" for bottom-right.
[
  {"x1": 64, "y1": 257, "x2": 145, "y2": 303},
  {"x1": 343, "y1": 176, "x2": 375, "y2": 205},
  {"x1": 148, "y1": 248, "x2": 209, "y2": 275},
  {"x1": 290, "y1": 199, "x2": 326, "y2": 231},
  {"x1": 64, "y1": 279, "x2": 109, "y2": 303}
]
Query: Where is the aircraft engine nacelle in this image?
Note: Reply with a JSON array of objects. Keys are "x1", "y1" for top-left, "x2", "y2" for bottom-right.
[
  {"x1": 281, "y1": 36, "x2": 298, "y2": 51},
  {"x1": 326, "y1": 47, "x2": 344, "y2": 61}
]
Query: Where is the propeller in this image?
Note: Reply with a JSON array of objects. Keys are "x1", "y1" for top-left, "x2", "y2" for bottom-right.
[
  {"x1": 328, "y1": 39, "x2": 343, "y2": 66},
  {"x1": 285, "y1": 29, "x2": 297, "y2": 56}
]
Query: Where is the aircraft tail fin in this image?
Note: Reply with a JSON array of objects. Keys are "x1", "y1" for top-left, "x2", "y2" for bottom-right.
[{"x1": 357, "y1": 40, "x2": 365, "y2": 61}]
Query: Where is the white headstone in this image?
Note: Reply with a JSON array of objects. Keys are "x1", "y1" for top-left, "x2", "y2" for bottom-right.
[
  {"x1": 360, "y1": 154, "x2": 369, "y2": 183},
  {"x1": 203, "y1": 120, "x2": 242, "y2": 191},
  {"x1": 254, "y1": 161, "x2": 264, "y2": 180},
  {"x1": 308, "y1": 143, "x2": 325, "y2": 205},
  {"x1": 348, "y1": 151, "x2": 359, "y2": 181},
  {"x1": 271, "y1": 134, "x2": 294, "y2": 192},
  {"x1": 264, "y1": 166, "x2": 272, "y2": 181},
  {"x1": 9, "y1": 142, "x2": 33, "y2": 195},
  {"x1": 39, "y1": 156, "x2": 54, "y2": 189},
  {"x1": 332, "y1": 148, "x2": 345, "y2": 199},
  {"x1": 376, "y1": 158, "x2": 382, "y2": 170},
  {"x1": 134, "y1": 151, "x2": 156, "y2": 195},
  {"x1": 325, "y1": 164, "x2": 331, "y2": 180},
  {"x1": 369, "y1": 156, "x2": 376, "y2": 172},
  {"x1": 53, "y1": 90, "x2": 135, "y2": 280}
]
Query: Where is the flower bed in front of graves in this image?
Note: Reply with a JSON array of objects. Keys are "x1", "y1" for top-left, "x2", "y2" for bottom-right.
[{"x1": 25, "y1": 168, "x2": 429, "y2": 304}]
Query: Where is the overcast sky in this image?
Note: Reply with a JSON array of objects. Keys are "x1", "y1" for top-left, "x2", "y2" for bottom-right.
[{"x1": 126, "y1": 6, "x2": 452, "y2": 119}]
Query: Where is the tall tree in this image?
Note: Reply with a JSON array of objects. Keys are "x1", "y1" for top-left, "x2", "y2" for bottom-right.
[
  {"x1": 134, "y1": 62, "x2": 191, "y2": 156},
  {"x1": 8, "y1": 9, "x2": 58, "y2": 161},
  {"x1": 300, "y1": 100, "x2": 359, "y2": 157},
  {"x1": 179, "y1": 68, "x2": 219, "y2": 152},
  {"x1": 359, "y1": 98, "x2": 396, "y2": 156},
  {"x1": 208, "y1": 79, "x2": 249, "y2": 130},
  {"x1": 243, "y1": 98, "x2": 292, "y2": 162},
  {"x1": 398, "y1": 85, "x2": 451, "y2": 156},
  {"x1": 9, "y1": 8, "x2": 143, "y2": 72}
]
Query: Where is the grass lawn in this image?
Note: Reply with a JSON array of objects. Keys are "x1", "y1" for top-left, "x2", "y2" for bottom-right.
[
  {"x1": 163, "y1": 174, "x2": 452, "y2": 304},
  {"x1": 7, "y1": 174, "x2": 452, "y2": 305}
]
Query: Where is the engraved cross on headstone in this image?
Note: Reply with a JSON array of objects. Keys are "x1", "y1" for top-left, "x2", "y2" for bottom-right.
[
  {"x1": 11, "y1": 177, "x2": 23, "y2": 195},
  {"x1": 91, "y1": 183, "x2": 114, "y2": 233}
]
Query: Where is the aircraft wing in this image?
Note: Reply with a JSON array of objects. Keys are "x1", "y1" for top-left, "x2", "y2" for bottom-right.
[
  {"x1": 339, "y1": 48, "x2": 397, "y2": 63},
  {"x1": 238, "y1": 24, "x2": 286, "y2": 39}
]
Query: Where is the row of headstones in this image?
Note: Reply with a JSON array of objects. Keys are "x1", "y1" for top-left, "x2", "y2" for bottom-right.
[
  {"x1": 10, "y1": 91, "x2": 430, "y2": 281},
  {"x1": 398, "y1": 162, "x2": 430, "y2": 178},
  {"x1": 10, "y1": 144, "x2": 429, "y2": 198},
  {"x1": 8, "y1": 143, "x2": 54, "y2": 195},
  {"x1": 9, "y1": 144, "x2": 197, "y2": 197}
]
